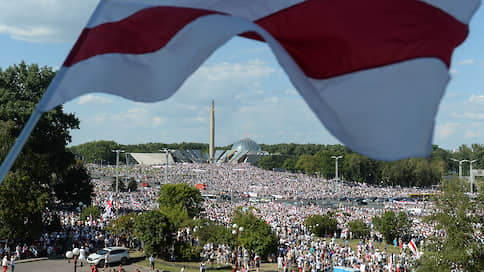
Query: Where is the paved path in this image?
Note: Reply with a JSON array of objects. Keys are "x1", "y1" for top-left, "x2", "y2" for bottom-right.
[{"x1": 14, "y1": 259, "x2": 151, "y2": 272}]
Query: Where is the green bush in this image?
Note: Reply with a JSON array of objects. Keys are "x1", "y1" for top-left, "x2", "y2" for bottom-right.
[
  {"x1": 174, "y1": 241, "x2": 202, "y2": 261},
  {"x1": 305, "y1": 214, "x2": 338, "y2": 237},
  {"x1": 348, "y1": 220, "x2": 370, "y2": 239}
]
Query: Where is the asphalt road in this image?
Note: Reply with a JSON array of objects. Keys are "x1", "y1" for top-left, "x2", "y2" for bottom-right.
[{"x1": 14, "y1": 259, "x2": 151, "y2": 272}]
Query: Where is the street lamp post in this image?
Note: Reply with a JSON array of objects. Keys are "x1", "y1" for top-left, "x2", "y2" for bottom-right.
[
  {"x1": 72, "y1": 247, "x2": 80, "y2": 272},
  {"x1": 331, "y1": 156, "x2": 343, "y2": 180},
  {"x1": 470, "y1": 159, "x2": 478, "y2": 193},
  {"x1": 125, "y1": 153, "x2": 130, "y2": 185},
  {"x1": 450, "y1": 158, "x2": 469, "y2": 180},
  {"x1": 160, "y1": 149, "x2": 169, "y2": 184},
  {"x1": 112, "y1": 149, "x2": 125, "y2": 193},
  {"x1": 232, "y1": 224, "x2": 244, "y2": 272}
]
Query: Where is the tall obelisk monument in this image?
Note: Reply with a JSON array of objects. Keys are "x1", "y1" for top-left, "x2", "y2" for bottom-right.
[{"x1": 209, "y1": 100, "x2": 215, "y2": 163}]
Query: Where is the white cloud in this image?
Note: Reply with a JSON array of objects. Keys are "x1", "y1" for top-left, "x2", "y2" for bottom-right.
[
  {"x1": 172, "y1": 59, "x2": 277, "y2": 105},
  {"x1": 0, "y1": 0, "x2": 98, "y2": 43},
  {"x1": 464, "y1": 130, "x2": 478, "y2": 139},
  {"x1": 152, "y1": 117, "x2": 164, "y2": 127},
  {"x1": 469, "y1": 94, "x2": 484, "y2": 105},
  {"x1": 436, "y1": 122, "x2": 460, "y2": 139},
  {"x1": 451, "y1": 111, "x2": 484, "y2": 121},
  {"x1": 458, "y1": 59, "x2": 475, "y2": 65},
  {"x1": 449, "y1": 69, "x2": 460, "y2": 76},
  {"x1": 77, "y1": 94, "x2": 114, "y2": 105},
  {"x1": 93, "y1": 108, "x2": 164, "y2": 129},
  {"x1": 284, "y1": 89, "x2": 298, "y2": 95},
  {"x1": 461, "y1": 112, "x2": 484, "y2": 120},
  {"x1": 201, "y1": 59, "x2": 275, "y2": 82}
]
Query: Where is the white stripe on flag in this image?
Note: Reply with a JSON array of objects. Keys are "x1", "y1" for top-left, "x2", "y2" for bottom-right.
[{"x1": 86, "y1": 0, "x2": 306, "y2": 28}]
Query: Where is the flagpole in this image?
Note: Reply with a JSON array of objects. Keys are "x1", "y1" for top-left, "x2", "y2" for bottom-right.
[{"x1": 0, "y1": 108, "x2": 43, "y2": 184}]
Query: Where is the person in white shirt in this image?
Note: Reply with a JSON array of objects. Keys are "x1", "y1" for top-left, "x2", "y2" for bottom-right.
[
  {"x1": 10, "y1": 256, "x2": 15, "y2": 272},
  {"x1": 2, "y1": 255, "x2": 8, "y2": 272},
  {"x1": 79, "y1": 247, "x2": 87, "y2": 267},
  {"x1": 277, "y1": 255, "x2": 284, "y2": 272}
]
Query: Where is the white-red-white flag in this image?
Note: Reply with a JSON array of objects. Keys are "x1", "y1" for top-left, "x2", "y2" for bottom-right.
[
  {"x1": 0, "y1": 0, "x2": 480, "y2": 183},
  {"x1": 102, "y1": 194, "x2": 114, "y2": 220},
  {"x1": 408, "y1": 239, "x2": 419, "y2": 256},
  {"x1": 130, "y1": 196, "x2": 141, "y2": 208}
]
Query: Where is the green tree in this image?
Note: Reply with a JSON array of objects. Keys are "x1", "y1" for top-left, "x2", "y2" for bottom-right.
[
  {"x1": 282, "y1": 158, "x2": 296, "y2": 172},
  {"x1": 161, "y1": 204, "x2": 191, "y2": 229},
  {"x1": 257, "y1": 156, "x2": 278, "y2": 170},
  {"x1": 315, "y1": 150, "x2": 335, "y2": 179},
  {"x1": 373, "y1": 211, "x2": 411, "y2": 243},
  {"x1": 109, "y1": 213, "x2": 138, "y2": 236},
  {"x1": 135, "y1": 211, "x2": 175, "y2": 256},
  {"x1": 415, "y1": 180, "x2": 484, "y2": 271},
  {"x1": 295, "y1": 154, "x2": 320, "y2": 175},
  {"x1": 305, "y1": 214, "x2": 338, "y2": 237},
  {"x1": 348, "y1": 220, "x2": 370, "y2": 239},
  {"x1": 69, "y1": 140, "x2": 120, "y2": 164},
  {"x1": 0, "y1": 62, "x2": 91, "y2": 238},
  {"x1": 158, "y1": 183, "x2": 203, "y2": 218},
  {"x1": 0, "y1": 171, "x2": 48, "y2": 239},
  {"x1": 111, "y1": 179, "x2": 126, "y2": 192},
  {"x1": 127, "y1": 178, "x2": 138, "y2": 192},
  {"x1": 373, "y1": 211, "x2": 398, "y2": 243},
  {"x1": 194, "y1": 219, "x2": 233, "y2": 245},
  {"x1": 80, "y1": 205, "x2": 101, "y2": 223},
  {"x1": 52, "y1": 160, "x2": 93, "y2": 207},
  {"x1": 232, "y1": 210, "x2": 278, "y2": 260}
]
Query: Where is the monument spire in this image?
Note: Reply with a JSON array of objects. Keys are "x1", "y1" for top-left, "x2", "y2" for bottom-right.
[{"x1": 209, "y1": 100, "x2": 215, "y2": 163}]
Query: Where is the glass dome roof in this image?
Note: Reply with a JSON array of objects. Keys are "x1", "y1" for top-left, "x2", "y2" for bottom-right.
[{"x1": 231, "y1": 138, "x2": 261, "y2": 154}]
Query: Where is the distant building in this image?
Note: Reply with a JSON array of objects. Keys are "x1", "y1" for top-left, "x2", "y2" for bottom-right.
[
  {"x1": 127, "y1": 138, "x2": 267, "y2": 165},
  {"x1": 215, "y1": 138, "x2": 268, "y2": 164}
]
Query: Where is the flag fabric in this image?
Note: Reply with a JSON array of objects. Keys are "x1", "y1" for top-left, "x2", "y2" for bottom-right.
[
  {"x1": 102, "y1": 194, "x2": 114, "y2": 220},
  {"x1": 0, "y1": 0, "x2": 480, "y2": 182},
  {"x1": 130, "y1": 196, "x2": 141, "y2": 208},
  {"x1": 408, "y1": 239, "x2": 419, "y2": 256}
]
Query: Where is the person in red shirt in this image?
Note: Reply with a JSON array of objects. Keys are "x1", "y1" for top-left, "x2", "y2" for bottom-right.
[{"x1": 90, "y1": 264, "x2": 99, "y2": 272}]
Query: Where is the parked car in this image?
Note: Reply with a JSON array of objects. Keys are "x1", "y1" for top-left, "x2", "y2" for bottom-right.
[{"x1": 87, "y1": 247, "x2": 129, "y2": 267}]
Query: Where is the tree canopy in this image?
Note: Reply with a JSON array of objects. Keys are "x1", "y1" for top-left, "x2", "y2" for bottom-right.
[
  {"x1": 158, "y1": 183, "x2": 203, "y2": 219},
  {"x1": 0, "y1": 62, "x2": 92, "y2": 239},
  {"x1": 134, "y1": 210, "x2": 175, "y2": 256},
  {"x1": 415, "y1": 180, "x2": 484, "y2": 271},
  {"x1": 305, "y1": 214, "x2": 338, "y2": 237},
  {"x1": 231, "y1": 210, "x2": 278, "y2": 260},
  {"x1": 372, "y1": 211, "x2": 411, "y2": 243}
]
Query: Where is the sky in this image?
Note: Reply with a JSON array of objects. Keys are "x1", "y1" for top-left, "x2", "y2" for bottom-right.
[{"x1": 0, "y1": 1, "x2": 483, "y2": 150}]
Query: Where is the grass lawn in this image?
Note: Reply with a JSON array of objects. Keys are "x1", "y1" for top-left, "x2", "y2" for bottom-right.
[{"x1": 324, "y1": 238, "x2": 401, "y2": 255}]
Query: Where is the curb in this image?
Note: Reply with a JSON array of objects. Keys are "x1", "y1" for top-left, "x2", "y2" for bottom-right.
[{"x1": 16, "y1": 257, "x2": 48, "y2": 264}]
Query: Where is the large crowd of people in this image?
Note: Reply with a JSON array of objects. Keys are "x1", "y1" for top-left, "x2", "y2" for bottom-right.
[
  {"x1": 7, "y1": 162, "x2": 480, "y2": 271},
  {"x1": 88, "y1": 163, "x2": 436, "y2": 201},
  {"x1": 84, "y1": 162, "x2": 447, "y2": 271}
]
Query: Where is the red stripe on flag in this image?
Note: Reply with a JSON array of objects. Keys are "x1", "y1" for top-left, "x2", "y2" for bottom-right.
[
  {"x1": 251, "y1": 0, "x2": 468, "y2": 78},
  {"x1": 64, "y1": 0, "x2": 467, "y2": 79},
  {"x1": 64, "y1": 7, "x2": 220, "y2": 67}
]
